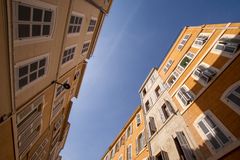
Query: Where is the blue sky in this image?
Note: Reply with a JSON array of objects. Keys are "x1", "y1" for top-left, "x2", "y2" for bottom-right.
[{"x1": 61, "y1": 0, "x2": 240, "y2": 159}]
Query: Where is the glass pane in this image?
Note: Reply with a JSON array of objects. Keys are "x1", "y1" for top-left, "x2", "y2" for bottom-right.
[
  {"x1": 18, "y1": 5, "x2": 31, "y2": 21},
  {"x1": 42, "y1": 25, "x2": 50, "y2": 35},
  {"x1": 198, "y1": 121, "x2": 209, "y2": 134},
  {"x1": 44, "y1": 10, "x2": 52, "y2": 22},
  {"x1": 38, "y1": 68, "x2": 45, "y2": 77},
  {"x1": 227, "y1": 94, "x2": 240, "y2": 107},
  {"x1": 19, "y1": 65, "x2": 28, "y2": 77},
  {"x1": 206, "y1": 134, "x2": 221, "y2": 149},
  {"x1": 224, "y1": 46, "x2": 235, "y2": 53},
  {"x1": 215, "y1": 44, "x2": 225, "y2": 51},
  {"x1": 19, "y1": 77, "x2": 28, "y2": 88},
  {"x1": 78, "y1": 17, "x2": 82, "y2": 24},
  {"x1": 73, "y1": 26, "x2": 77, "y2": 33},
  {"x1": 215, "y1": 128, "x2": 229, "y2": 144},
  {"x1": 33, "y1": 8, "x2": 43, "y2": 21},
  {"x1": 70, "y1": 16, "x2": 75, "y2": 24},
  {"x1": 72, "y1": 47, "x2": 75, "y2": 53},
  {"x1": 204, "y1": 115, "x2": 216, "y2": 129},
  {"x1": 18, "y1": 24, "x2": 30, "y2": 38},
  {"x1": 64, "y1": 50, "x2": 68, "y2": 57},
  {"x1": 30, "y1": 62, "x2": 38, "y2": 72},
  {"x1": 30, "y1": 72, "x2": 37, "y2": 82},
  {"x1": 180, "y1": 57, "x2": 191, "y2": 68},
  {"x1": 75, "y1": 17, "x2": 79, "y2": 24},
  {"x1": 68, "y1": 26, "x2": 73, "y2": 33},
  {"x1": 76, "y1": 26, "x2": 80, "y2": 32},
  {"x1": 32, "y1": 25, "x2": 41, "y2": 36},
  {"x1": 39, "y1": 58, "x2": 46, "y2": 67}
]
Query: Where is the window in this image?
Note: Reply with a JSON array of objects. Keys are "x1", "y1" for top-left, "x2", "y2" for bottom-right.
[
  {"x1": 62, "y1": 46, "x2": 76, "y2": 64},
  {"x1": 136, "y1": 132, "x2": 145, "y2": 154},
  {"x1": 174, "y1": 131, "x2": 195, "y2": 160},
  {"x1": 195, "y1": 112, "x2": 232, "y2": 151},
  {"x1": 126, "y1": 124, "x2": 133, "y2": 138},
  {"x1": 118, "y1": 155, "x2": 123, "y2": 160},
  {"x1": 127, "y1": 145, "x2": 132, "y2": 160},
  {"x1": 193, "y1": 34, "x2": 209, "y2": 48},
  {"x1": 149, "y1": 117, "x2": 157, "y2": 136},
  {"x1": 87, "y1": 18, "x2": 97, "y2": 32},
  {"x1": 145, "y1": 101, "x2": 150, "y2": 113},
  {"x1": 16, "y1": 96, "x2": 43, "y2": 156},
  {"x1": 68, "y1": 14, "x2": 82, "y2": 34},
  {"x1": 16, "y1": 56, "x2": 47, "y2": 90},
  {"x1": 155, "y1": 86, "x2": 161, "y2": 98},
  {"x1": 136, "y1": 114, "x2": 141, "y2": 126},
  {"x1": 167, "y1": 71, "x2": 179, "y2": 87},
  {"x1": 51, "y1": 96, "x2": 64, "y2": 119},
  {"x1": 105, "y1": 155, "x2": 110, "y2": 160},
  {"x1": 177, "y1": 86, "x2": 194, "y2": 106},
  {"x1": 178, "y1": 52, "x2": 195, "y2": 71},
  {"x1": 55, "y1": 79, "x2": 69, "y2": 97},
  {"x1": 110, "y1": 148, "x2": 115, "y2": 158},
  {"x1": 177, "y1": 34, "x2": 191, "y2": 50},
  {"x1": 115, "y1": 142, "x2": 120, "y2": 152},
  {"x1": 142, "y1": 88, "x2": 147, "y2": 96},
  {"x1": 159, "y1": 100, "x2": 174, "y2": 123},
  {"x1": 15, "y1": 2, "x2": 54, "y2": 40},
  {"x1": 163, "y1": 59, "x2": 173, "y2": 73},
  {"x1": 214, "y1": 36, "x2": 240, "y2": 56},
  {"x1": 193, "y1": 65, "x2": 216, "y2": 85},
  {"x1": 30, "y1": 138, "x2": 49, "y2": 160},
  {"x1": 223, "y1": 82, "x2": 240, "y2": 115},
  {"x1": 74, "y1": 71, "x2": 80, "y2": 80},
  {"x1": 81, "y1": 41, "x2": 90, "y2": 54}
]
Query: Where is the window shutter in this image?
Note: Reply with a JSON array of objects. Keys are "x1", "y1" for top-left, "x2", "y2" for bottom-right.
[
  {"x1": 161, "y1": 150, "x2": 169, "y2": 160},
  {"x1": 136, "y1": 139, "x2": 139, "y2": 155},
  {"x1": 130, "y1": 125, "x2": 133, "y2": 135},
  {"x1": 176, "y1": 132, "x2": 195, "y2": 160},
  {"x1": 164, "y1": 100, "x2": 175, "y2": 114},
  {"x1": 142, "y1": 132, "x2": 146, "y2": 146},
  {"x1": 149, "y1": 117, "x2": 157, "y2": 133},
  {"x1": 159, "y1": 109, "x2": 166, "y2": 123}
]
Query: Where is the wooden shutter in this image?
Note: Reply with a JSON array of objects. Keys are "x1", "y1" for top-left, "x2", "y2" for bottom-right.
[
  {"x1": 176, "y1": 131, "x2": 195, "y2": 160},
  {"x1": 164, "y1": 100, "x2": 175, "y2": 114},
  {"x1": 136, "y1": 138, "x2": 139, "y2": 155},
  {"x1": 159, "y1": 107, "x2": 166, "y2": 123},
  {"x1": 161, "y1": 150, "x2": 169, "y2": 160},
  {"x1": 149, "y1": 117, "x2": 157, "y2": 134}
]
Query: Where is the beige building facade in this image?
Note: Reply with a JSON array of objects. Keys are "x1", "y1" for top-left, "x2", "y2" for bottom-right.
[{"x1": 0, "y1": 0, "x2": 112, "y2": 160}]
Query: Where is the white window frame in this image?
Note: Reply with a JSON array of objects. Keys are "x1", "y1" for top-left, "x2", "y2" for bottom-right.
[
  {"x1": 211, "y1": 34, "x2": 240, "y2": 58},
  {"x1": 221, "y1": 81, "x2": 240, "y2": 115},
  {"x1": 136, "y1": 130, "x2": 145, "y2": 155},
  {"x1": 13, "y1": 0, "x2": 56, "y2": 46},
  {"x1": 191, "y1": 62, "x2": 218, "y2": 86},
  {"x1": 15, "y1": 54, "x2": 49, "y2": 93},
  {"x1": 177, "y1": 52, "x2": 195, "y2": 73},
  {"x1": 136, "y1": 113, "x2": 141, "y2": 127},
  {"x1": 61, "y1": 44, "x2": 77, "y2": 66},
  {"x1": 67, "y1": 11, "x2": 84, "y2": 37},
  {"x1": 162, "y1": 59, "x2": 174, "y2": 74},
  {"x1": 175, "y1": 85, "x2": 195, "y2": 108},
  {"x1": 127, "y1": 144, "x2": 132, "y2": 160},
  {"x1": 166, "y1": 70, "x2": 179, "y2": 88},
  {"x1": 193, "y1": 110, "x2": 236, "y2": 154},
  {"x1": 177, "y1": 34, "x2": 191, "y2": 51},
  {"x1": 87, "y1": 17, "x2": 97, "y2": 34},
  {"x1": 192, "y1": 33, "x2": 210, "y2": 49}
]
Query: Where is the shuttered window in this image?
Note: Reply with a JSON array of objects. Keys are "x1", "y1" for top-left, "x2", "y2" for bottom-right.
[
  {"x1": 136, "y1": 114, "x2": 141, "y2": 126},
  {"x1": 214, "y1": 37, "x2": 240, "y2": 55},
  {"x1": 193, "y1": 34, "x2": 209, "y2": 48},
  {"x1": 193, "y1": 65, "x2": 216, "y2": 85},
  {"x1": 127, "y1": 145, "x2": 132, "y2": 160},
  {"x1": 225, "y1": 84, "x2": 240, "y2": 114},
  {"x1": 177, "y1": 86, "x2": 194, "y2": 106},
  {"x1": 197, "y1": 115, "x2": 231, "y2": 150},
  {"x1": 136, "y1": 132, "x2": 145, "y2": 154},
  {"x1": 16, "y1": 96, "x2": 44, "y2": 157},
  {"x1": 176, "y1": 131, "x2": 195, "y2": 160},
  {"x1": 149, "y1": 117, "x2": 157, "y2": 136},
  {"x1": 159, "y1": 100, "x2": 174, "y2": 123}
]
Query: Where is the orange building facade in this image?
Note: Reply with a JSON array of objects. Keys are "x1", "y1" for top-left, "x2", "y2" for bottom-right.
[
  {"x1": 102, "y1": 106, "x2": 150, "y2": 160},
  {"x1": 156, "y1": 22, "x2": 240, "y2": 159}
]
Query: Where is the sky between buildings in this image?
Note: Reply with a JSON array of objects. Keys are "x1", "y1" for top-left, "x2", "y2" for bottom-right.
[{"x1": 61, "y1": 0, "x2": 240, "y2": 159}]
